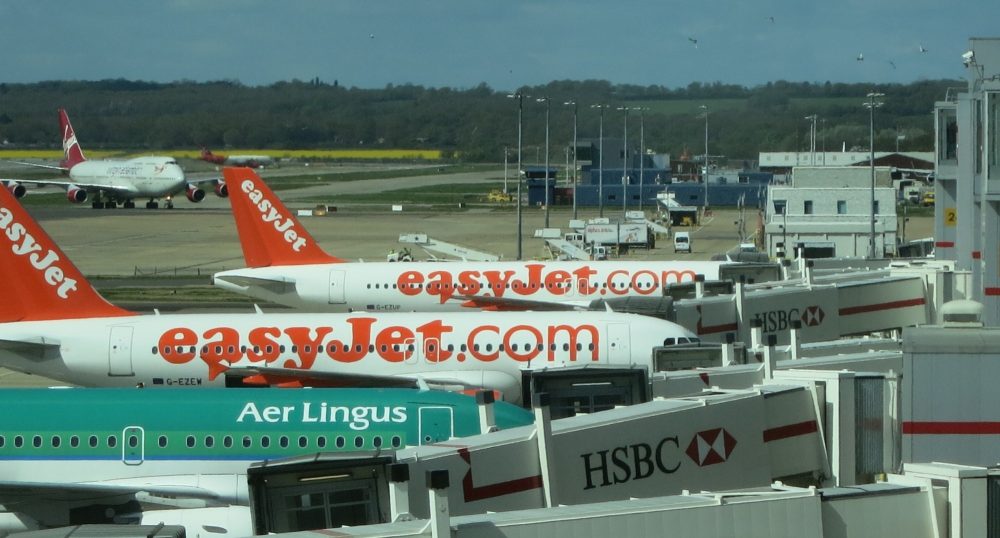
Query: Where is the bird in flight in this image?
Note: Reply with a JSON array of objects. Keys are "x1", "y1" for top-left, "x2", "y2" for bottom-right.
[
  {"x1": 856, "y1": 53, "x2": 864, "y2": 62},
  {"x1": 767, "y1": 16, "x2": 775, "y2": 23},
  {"x1": 888, "y1": 60, "x2": 897, "y2": 69},
  {"x1": 688, "y1": 37, "x2": 698, "y2": 48},
  {"x1": 918, "y1": 44, "x2": 928, "y2": 53}
]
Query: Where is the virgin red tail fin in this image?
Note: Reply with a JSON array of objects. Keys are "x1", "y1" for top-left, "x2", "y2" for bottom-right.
[
  {"x1": 58, "y1": 108, "x2": 87, "y2": 168},
  {"x1": 223, "y1": 167, "x2": 343, "y2": 267},
  {"x1": 0, "y1": 186, "x2": 133, "y2": 323}
]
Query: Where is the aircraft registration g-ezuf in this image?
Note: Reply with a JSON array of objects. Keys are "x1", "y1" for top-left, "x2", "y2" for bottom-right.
[
  {"x1": 1, "y1": 108, "x2": 227, "y2": 209},
  {"x1": 200, "y1": 147, "x2": 275, "y2": 169},
  {"x1": 0, "y1": 387, "x2": 532, "y2": 534},
  {"x1": 212, "y1": 167, "x2": 729, "y2": 313},
  {"x1": 0, "y1": 181, "x2": 697, "y2": 403}
]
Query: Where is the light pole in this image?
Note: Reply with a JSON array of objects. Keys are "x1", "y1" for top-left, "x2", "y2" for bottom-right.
[
  {"x1": 821, "y1": 118, "x2": 827, "y2": 165},
  {"x1": 592, "y1": 104, "x2": 608, "y2": 217},
  {"x1": 804, "y1": 114, "x2": 817, "y2": 165},
  {"x1": 638, "y1": 107, "x2": 648, "y2": 212},
  {"x1": 617, "y1": 106, "x2": 634, "y2": 218},
  {"x1": 564, "y1": 100, "x2": 578, "y2": 219},
  {"x1": 699, "y1": 105, "x2": 709, "y2": 208},
  {"x1": 503, "y1": 145, "x2": 508, "y2": 194},
  {"x1": 538, "y1": 97, "x2": 551, "y2": 228},
  {"x1": 863, "y1": 91, "x2": 884, "y2": 259},
  {"x1": 507, "y1": 92, "x2": 528, "y2": 260}
]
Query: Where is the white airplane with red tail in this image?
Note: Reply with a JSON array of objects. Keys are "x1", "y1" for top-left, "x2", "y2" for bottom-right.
[
  {"x1": 0, "y1": 184, "x2": 696, "y2": 403},
  {"x1": 213, "y1": 168, "x2": 731, "y2": 313},
  {"x1": 1, "y1": 108, "x2": 226, "y2": 209}
]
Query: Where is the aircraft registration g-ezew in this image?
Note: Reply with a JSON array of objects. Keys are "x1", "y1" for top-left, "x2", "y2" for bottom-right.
[
  {"x1": 1, "y1": 108, "x2": 227, "y2": 209},
  {"x1": 0, "y1": 387, "x2": 532, "y2": 534},
  {"x1": 212, "y1": 167, "x2": 730, "y2": 312},
  {"x1": 0, "y1": 182, "x2": 697, "y2": 402}
]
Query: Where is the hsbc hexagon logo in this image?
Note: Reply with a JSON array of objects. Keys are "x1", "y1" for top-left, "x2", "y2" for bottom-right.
[
  {"x1": 685, "y1": 428, "x2": 737, "y2": 466},
  {"x1": 800, "y1": 305, "x2": 825, "y2": 327}
]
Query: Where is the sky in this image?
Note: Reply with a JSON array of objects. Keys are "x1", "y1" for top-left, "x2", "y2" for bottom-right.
[{"x1": 0, "y1": 0, "x2": 995, "y2": 91}]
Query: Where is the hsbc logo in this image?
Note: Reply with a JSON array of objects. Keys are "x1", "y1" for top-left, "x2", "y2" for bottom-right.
[
  {"x1": 801, "y1": 305, "x2": 825, "y2": 327},
  {"x1": 754, "y1": 305, "x2": 825, "y2": 333},
  {"x1": 685, "y1": 427, "x2": 737, "y2": 466},
  {"x1": 580, "y1": 428, "x2": 739, "y2": 489}
]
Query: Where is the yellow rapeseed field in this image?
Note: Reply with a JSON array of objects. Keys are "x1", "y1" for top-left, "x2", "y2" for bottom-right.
[{"x1": 0, "y1": 149, "x2": 442, "y2": 160}]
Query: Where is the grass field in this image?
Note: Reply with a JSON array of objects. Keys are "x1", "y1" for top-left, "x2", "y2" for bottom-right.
[{"x1": 0, "y1": 148, "x2": 444, "y2": 160}]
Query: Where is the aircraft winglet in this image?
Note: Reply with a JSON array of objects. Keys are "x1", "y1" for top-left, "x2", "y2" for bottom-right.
[
  {"x1": 223, "y1": 167, "x2": 343, "y2": 267},
  {"x1": 0, "y1": 186, "x2": 134, "y2": 322}
]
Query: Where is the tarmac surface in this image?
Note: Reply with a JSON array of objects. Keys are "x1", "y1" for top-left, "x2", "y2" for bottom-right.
[{"x1": 0, "y1": 162, "x2": 933, "y2": 387}]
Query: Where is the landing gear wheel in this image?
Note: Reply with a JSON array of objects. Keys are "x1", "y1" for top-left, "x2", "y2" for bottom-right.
[
  {"x1": 145, "y1": 201, "x2": 159, "y2": 209},
  {"x1": 166, "y1": 201, "x2": 174, "y2": 209},
  {"x1": 104, "y1": 201, "x2": 117, "y2": 209},
  {"x1": 124, "y1": 201, "x2": 135, "y2": 209},
  {"x1": 92, "y1": 201, "x2": 103, "y2": 209}
]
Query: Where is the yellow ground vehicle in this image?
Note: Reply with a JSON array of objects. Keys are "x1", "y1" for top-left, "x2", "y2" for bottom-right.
[
  {"x1": 922, "y1": 192, "x2": 935, "y2": 207},
  {"x1": 487, "y1": 189, "x2": 513, "y2": 203}
]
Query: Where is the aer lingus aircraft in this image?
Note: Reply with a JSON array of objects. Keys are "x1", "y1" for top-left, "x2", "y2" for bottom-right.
[
  {"x1": 0, "y1": 181, "x2": 696, "y2": 402},
  {"x1": 1, "y1": 108, "x2": 227, "y2": 209},
  {"x1": 0, "y1": 387, "x2": 532, "y2": 534},
  {"x1": 212, "y1": 167, "x2": 730, "y2": 312}
]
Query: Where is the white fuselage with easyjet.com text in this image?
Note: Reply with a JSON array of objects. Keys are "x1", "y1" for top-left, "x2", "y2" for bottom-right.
[
  {"x1": 0, "y1": 311, "x2": 687, "y2": 402},
  {"x1": 214, "y1": 260, "x2": 726, "y2": 312}
]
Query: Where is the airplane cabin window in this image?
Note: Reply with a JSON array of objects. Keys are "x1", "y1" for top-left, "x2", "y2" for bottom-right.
[
  {"x1": 335, "y1": 436, "x2": 345, "y2": 448},
  {"x1": 224, "y1": 436, "x2": 233, "y2": 448},
  {"x1": 391, "y1": 436, "x2": 402, "y2": 448},
  {"x1": 291, "y1": 346, "x2": 298, "y2": 353},
  {"x1": 70, "y1": 436, "x2": 79, "y2": 447},
  {"x1": 298, "y1": 436, "x2": 308, "y2": 448},
  {"x1": 373, "y1": 436, "x2": 383, "y2": 448},
  {"x1": 152, "y1": 346, "x2": 158, "y2": 354},
  {"x1": 243, "y1": 436, "x2": 252, "y2": 448},
  {"x1": 89, "y1": 435, "x2": 98, "y2": 448},
  {"x1": 0, "y1": 436, "x2": 5, "y2": 448},
  {"x1": 51, "y1": 436, "x2": 60, "y2": 448},
  {"x1": 107, "y1": 436, "x2": 117, "y2": 448},
  {"x1": 128, "y1": 435, "x2": 139, "y2": 448},
  {"x1": 32, "y1": 436, "x2": 41, "y2": 448},
  {"x1": 261, "y1": 436, "x2": 271, "y2": 448},
  {"x1": 14, "y1": 436, "x2": 22, "y2": 448},
  {"x1": 205, "y1": 436, "x2": 214, "y2": 448},
  {"x1": 354, "y1": 436, "x2": 364, "y2": 448},
  {"x1": 279, "y1": 436, "x2": 289, "y2": 448},
  {"x1": 158, "y1": 436, "x2": 168, "y2": 448},
  {"x1": 186, "y1": 436, "x2": 196, "y2": 448},
  {"x1": 317, "y1": 436, "x2": 327, "y2": 448},
  {"x1": 663, "y1": 338, "x2": 675, "y2": 346}
]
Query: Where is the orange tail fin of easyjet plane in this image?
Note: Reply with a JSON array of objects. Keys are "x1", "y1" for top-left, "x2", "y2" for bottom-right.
[
  {"x1": 223, "y1": 167, "x2": 343, "y2": 267},
  {"x1": 58, "y1": 108, "x2": 87, "y2": 169},
  {"x1": 0, "y1": 186, "x2": 134, "y2": 323}
]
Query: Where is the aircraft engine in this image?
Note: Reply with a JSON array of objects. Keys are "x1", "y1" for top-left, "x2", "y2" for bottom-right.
[
  {"x1": 214, "y1": 181, "x2": 228, "y2": 198},
  {"x1": 66, "y1": 185, "x2": 88, "y2": 203},
  {"x1": 4, "y1": 181, "x2": 26, "y2": 199},
  {"x1": 186, "y1": 184, "x2": 206, "y2": 203}
]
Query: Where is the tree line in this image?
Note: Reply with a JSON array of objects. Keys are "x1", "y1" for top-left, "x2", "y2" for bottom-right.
[{"x1": 0, "y1": 78, "x2": 961, "y2": 163}]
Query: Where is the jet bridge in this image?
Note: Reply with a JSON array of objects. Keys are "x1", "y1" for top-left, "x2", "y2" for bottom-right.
[{"x1": 398, "y1": 233, "x2": 500, "y2": 262}]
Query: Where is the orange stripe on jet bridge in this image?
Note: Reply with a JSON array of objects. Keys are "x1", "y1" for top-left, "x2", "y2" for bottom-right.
[{"x1": 839, "y1": 297, "x2": 926, "y2": 316}]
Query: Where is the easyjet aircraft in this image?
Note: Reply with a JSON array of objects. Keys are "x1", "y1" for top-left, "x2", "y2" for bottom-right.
[
  {"x1": 0, "y1": 184, "x2": 696, "y2": 402},
  {"x1": 0, "y1": 387, "x2": 532, "y2": 534},
  {"x1": 1, "y1": 108, "x2": 227, "y2": 209},
  {"x1": 213, "y1": 167, "x2": 729, "y2": 312}
]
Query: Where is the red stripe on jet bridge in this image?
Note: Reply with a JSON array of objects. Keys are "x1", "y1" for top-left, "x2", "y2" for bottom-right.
[
  {"x1": 902, "y1": 421, "x2": 1000, "y2": 434},
  {"x1": 458, "y1": 447, "x2": 542, "y2": 502},
  {"x1": 762, "y1": 420, "x2": 818, "y2": 442},
  {"x1": 839, "y1": 297, "x2": 926, "y2": 316},
  {"x1": 985, "y1": 288, "x2": 1000, "y2": 296},
  {"x1": 973, "y1": 251, "x2": 982, "y2": 260},
  {"x1": 697, "y1": 322, "x2": 739, "y2": 335},
  {"x1": 934, "y1": 241, "x2": 954, "y2": 248}
]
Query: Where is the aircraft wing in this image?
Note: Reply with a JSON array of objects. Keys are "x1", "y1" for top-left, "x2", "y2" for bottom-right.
[
  {"x1": 225, "y1": 366, "x2": 422, "y2": 389},
  {"x1": 0, "y1": 480, "x2": 220, "y2": 505},
  {"x1": 456, "y1": 294, "x2": 588, "y2": 311},
  {"x1": 0, "y1": 177, "x2": 140, "y2": 197},
  {"x1": 0, "y1": 336, "x2": 62, "y2": 356},
  {"x1": 10, "y1": 160, "x2": 68, "y2": 172},
  {"x1": 213, "y1": 274, "x2": 295, "y2": 293}
]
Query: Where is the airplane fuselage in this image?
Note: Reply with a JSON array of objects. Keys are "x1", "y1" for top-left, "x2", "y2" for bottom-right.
[
  {"x1": 0, "y1": 387, "x2": 532, "y2": 530},
  {"x1": 214, "y1": 260, "x2": 725, "y2": 312},
  {"x1": 0, "y1": 311, "x2": 691, "y2": 402},
  {"x1": 68, "y1": 157, "x2": 186, "y2": 198}
]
